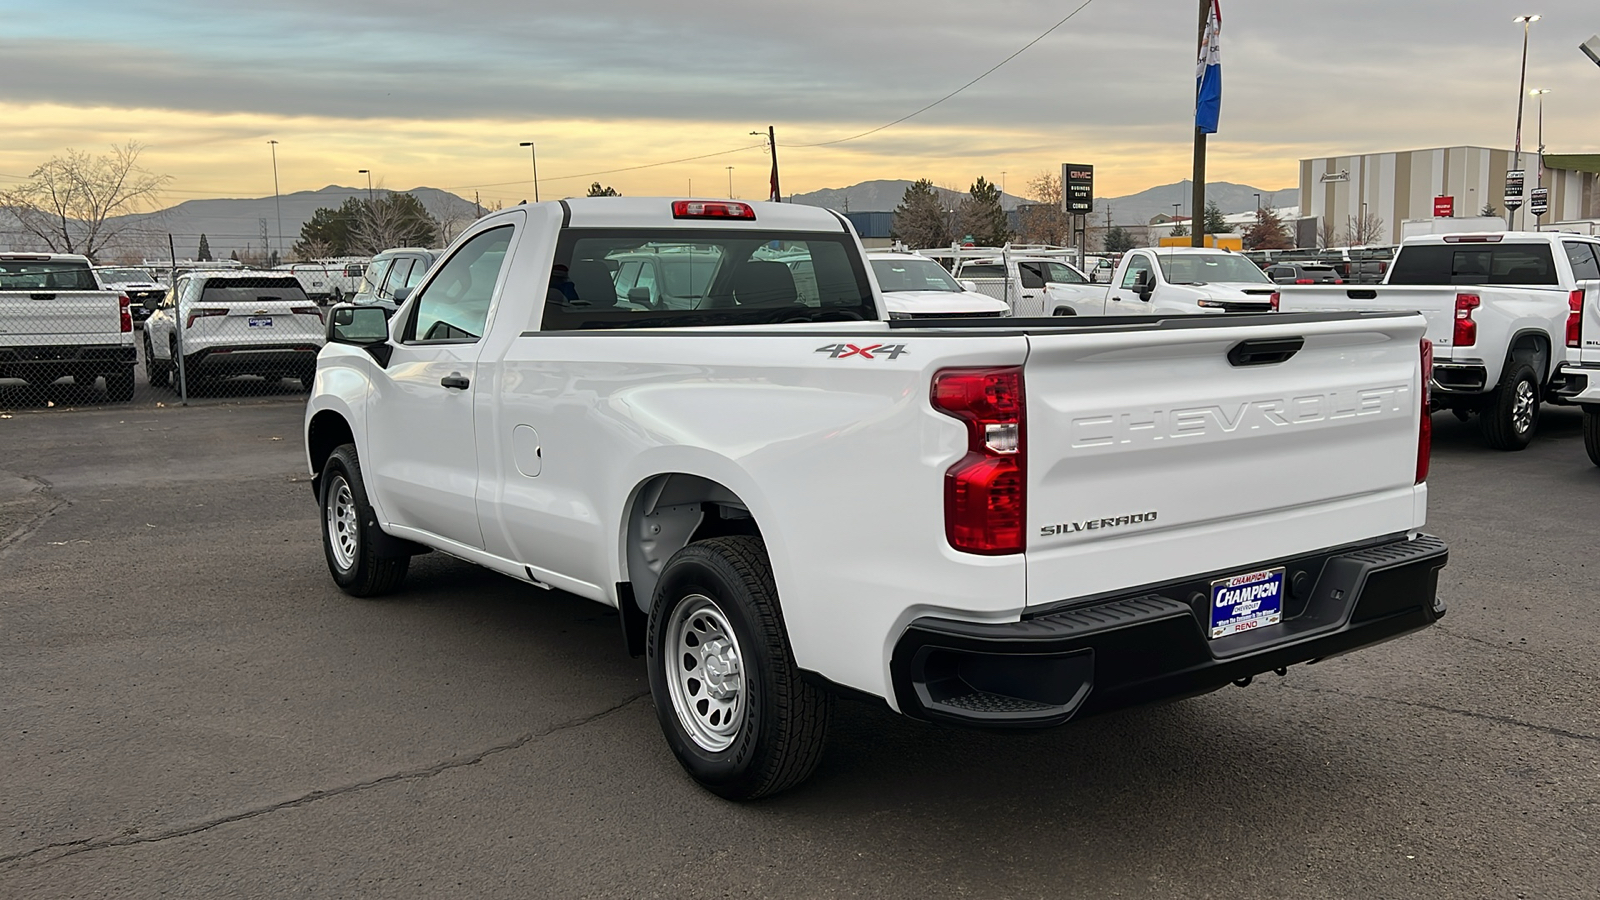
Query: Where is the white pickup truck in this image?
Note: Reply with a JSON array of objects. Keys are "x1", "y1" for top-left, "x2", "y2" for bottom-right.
[
  {"x1": 1053, "y1": 247, "x2": 1280, "y2": 317},
  {"x1": 1279, "y1": 232, "x2": 1600, "y2": 450},
  {"x1": 0, "y1": 252, "x2": 136, "y2": 401},
  {"x1": 304, "y1": 198, "x2": 1448, "y2": 799}
]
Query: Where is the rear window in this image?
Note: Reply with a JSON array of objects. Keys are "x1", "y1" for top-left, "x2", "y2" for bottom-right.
[
  {"x1": 540, "y1": 229, "x2": 875, "y2": 330},
  {"x1": 0, "y1": 259, "x2": 96, "y2": 290},
  {"x1": 1388, "y1": 244, "x2": 1559, "y2": 286},
  {"x1": 198, "y1": 277, "x2": 309, "y2": 303}
]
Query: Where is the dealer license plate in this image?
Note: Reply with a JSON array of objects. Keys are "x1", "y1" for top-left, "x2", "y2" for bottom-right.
[
  {"x1": 248, "y1": 317, "x2": 274, "y2": 328},
  {"x1": 1209, "y1": 567, "x2": 1285, "y2": 638}
]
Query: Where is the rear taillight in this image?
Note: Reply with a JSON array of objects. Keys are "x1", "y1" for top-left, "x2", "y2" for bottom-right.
[
  {"x1": 118, "y1": 295, "x2": 132, "y2": 333},
  {"x1": 292, "y1": 306, "x2": 325, "y2": 324},
  {"x1": 1333, "y1": 277, "x2": 1344, "y2": 284},
  {"x1": 1418, "y1": 338, "x2": 1433, "y2": 484},
  {"x1": 1453, "y1": 293, "x2": 1480, "y2": 347},
  {"x1": 1295, "y1": 278, "x2": 1314, "y2": 284},
  {"x1": 931, "y1": 367, "x2": 1025, "y2": 555},
  {"x1": 186, "y1": 308, "x2": 227, "y2": 329},
  {"x1": 671, "y1": 200, "x2": 755, "y2": 220},
  {"x1": 1269, "y1": 291, "x2": 1280, "y2": 311},
  {"x1": 1567, "y1": 290, "x2": 1584, "y2": 349}
]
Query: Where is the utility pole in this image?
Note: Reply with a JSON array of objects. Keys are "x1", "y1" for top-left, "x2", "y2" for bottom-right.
[
  {"x1": 726, "y1": 166, "x2": 735, "y2": 199},
  {"x1": 358, "y1": 169, "x2": 374, "y2": 206},
  {"x1": 751, "y1": 127, "x2": 781, "y2": 202},
  {"x1": 268, "y1": 140, "x2": 282, "y2": 262}
]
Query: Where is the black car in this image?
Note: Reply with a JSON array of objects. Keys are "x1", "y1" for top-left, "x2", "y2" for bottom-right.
[{"x1": 1265, "y1": 263, "x2": 1343, "y2": 285}]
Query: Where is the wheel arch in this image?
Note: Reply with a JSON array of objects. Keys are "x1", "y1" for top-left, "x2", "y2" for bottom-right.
[
  {"x1": 1506, "y1": 328, "x2": 1553, "y2": 387},
  {"x1": 618, "y1": 471, "x2": 767, "y2": 619},
  {"x1": 306, "y1": 408, "x2": 355, "y2": 498}
]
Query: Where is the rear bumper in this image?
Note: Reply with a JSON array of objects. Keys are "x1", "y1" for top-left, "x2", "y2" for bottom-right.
[
  {"x1": 0, "y1": 344, "x2": 135, "y2": 377},
  {"x1": 1430, "y1": 362, "x2": 1488, "y2": 397},
  {"x1": 890, "y1": 534, "x2": 1447, "y2": 729},
  {"x1": 185, "y1": 345, "x2": 320, "y2": 374},
  {"x1": 1552, "y1": 363, "x2": 1600, "y2": 405}
]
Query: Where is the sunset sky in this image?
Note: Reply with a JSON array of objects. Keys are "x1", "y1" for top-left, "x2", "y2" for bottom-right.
[{"x1": 3, "y1": 0, "x2": 1598, "y2": 210}]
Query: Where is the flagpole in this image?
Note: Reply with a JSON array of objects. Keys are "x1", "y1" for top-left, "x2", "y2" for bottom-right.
[{"x1": 1191, "y1": 0, "x2": 1208, "y2": 248}]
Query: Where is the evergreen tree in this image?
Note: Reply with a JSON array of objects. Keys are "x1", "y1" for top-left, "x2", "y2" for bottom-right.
[
  {"x1": 197, "y1": 233, "x2": 212, "y2": 261},
  {"x1": 1480, "y1": 203, "x2": 1498, "y2": 217},
  {"x1": 1170, "y1": 220, "x2": 1189, "y2": 238},
  {"x1": 890, "y1": 179, "x2": 952, "y2": 249},
  {"x1": 958, "y1": 177, "x2": 1009, "y2": 246},
  {"x1": 1103, "y1": 225, "x2": 1138, "y2": 254},
  {"x1": 1203, "y1": 200, "x2": 1228, "y2": 236},
  {"x1": 586, "y1": 182, "x2": 621, "y2": 197},
  {"x1": 229, "y1": 250, "x2": 239, "y2": 261}
]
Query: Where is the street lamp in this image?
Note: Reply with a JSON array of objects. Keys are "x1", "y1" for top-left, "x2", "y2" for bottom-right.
[
  {"x1": 1253, "y1": 192, "x2": 1261, "y2": 211},
  {"x1": 518, "y1": 142, "x2": 540, "y2": 203},
  {"x1": 1511, "y1": 14, "x2": 1542, "y2": 229},
  {"x1": 1531, "y1": 87, "x2": 1551, "y2": 231},
  {"x1": 726, "y1": 166, "x2": 735, "y2": 199},
  {"x1": 268, "y1": 140, "x2": 282, "y2": 263},
  {"x1": 357, "y1": 169, "x2": 374, "y2": 206}
]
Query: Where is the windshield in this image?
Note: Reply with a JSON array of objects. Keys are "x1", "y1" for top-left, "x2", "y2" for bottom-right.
[
  {"x1": 543, "y1": 229, "x2": 876, "y2": 330},
  {"x1": 870, "y1": 257, "x2": 963, "y2": 293},
  {"x1": 97, "y1": 267, "x2": 155, "y2": 283},
  {"x1": 1156, "y1": 253, "x2": 1272, "y2": 285},
  {"x1": 0, "y1": 259, "x2": 97, "y2": 290},
  {"x1": 198, "y1": 278, "x2": 309, "y2": 304}
]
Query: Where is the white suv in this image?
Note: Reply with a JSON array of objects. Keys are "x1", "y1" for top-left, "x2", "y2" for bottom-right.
[{"x1": 144, "y1": 271, "x2": 326, "y2": 389}]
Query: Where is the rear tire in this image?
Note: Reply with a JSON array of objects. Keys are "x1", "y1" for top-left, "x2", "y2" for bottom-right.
[
  {"x1": 1480, "y1": 361, "x2": 1539, "y2": 451},
  {"x1": 320, "y1": 444, "x2": 409, "y2": 597},
  {"x1": 145, "y1": 333, "x2": 170, "y2": 387},
  {"x1": 106, "y1": 366, "x2": 135, "y2": 402},
  {"x1": 1584, "y1": 407, "x2": 1600, "y2": 467},
  {"x1": 298, "y1": 365, "x2": 317, "y2": 391},
  {"x1": 646, "y1": 535, "x2": 831, "y2": 800}
]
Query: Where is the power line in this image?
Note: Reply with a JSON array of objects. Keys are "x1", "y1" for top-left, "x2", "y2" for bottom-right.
[
  {"x1": 791, "y1": 0, "x2": 1100, "y2": 149},
  {"x1": 445, "y1": 142, "x2": 768, "y2": 191}
]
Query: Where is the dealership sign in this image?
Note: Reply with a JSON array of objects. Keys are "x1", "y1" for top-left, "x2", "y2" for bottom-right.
[
  {"x1": 1062, "y1": 164, "x2": 1094, "y2": 214},
  {"x1": 1504, "y1": 170, "x2": 1525, "y2": 211},
  {"x1": 1433, "y1": 196, "x2": 1454, "y2": 218},
  {"x1": 1530, "y1": 187, "x2": 1550, "y2": 217}
]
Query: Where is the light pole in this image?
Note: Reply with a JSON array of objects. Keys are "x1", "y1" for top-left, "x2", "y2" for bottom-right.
[
  {"x1": 1511, "y1": 14, "x2": 1542, "y2": 229},
  {"x1": 357, "y1": 169, "x2": 374, "y2": 206},
  {"x1": 268, "y1": 140, "x2": 282, "y2": 263},
  {"x1": 518, "y1": 142, "x2": 540, "y2": 202},
  {"x1": 726, "y1": 166, "x2": 734, "y2": 199},
  {"x1": 1253, "y1": 192, "x2": 1261, "y2": 211},
  {"x1": 1531, "y1": 87, "x2": 1551, "y2": 231}
]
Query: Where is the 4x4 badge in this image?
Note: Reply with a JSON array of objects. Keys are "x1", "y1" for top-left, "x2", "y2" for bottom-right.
[{"x1": 815, "y1": 343, "x2": 907, "y2": 360}]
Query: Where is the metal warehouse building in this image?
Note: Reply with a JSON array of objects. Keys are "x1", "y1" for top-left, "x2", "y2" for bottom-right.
[{"x1": 1299, "y1": 146, "x2": 1600, "y2": 244}]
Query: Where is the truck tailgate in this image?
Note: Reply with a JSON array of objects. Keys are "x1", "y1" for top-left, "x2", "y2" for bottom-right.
[
  {"x1": 1023, "y1": 313, "x2": 1426, "y2": 607},
  {"x1": 1275, "y1": 285, "x2": 1454, "y2": 350},
  {"x1": 0, "y1": 290, "x2": 121, "y2": 337}
]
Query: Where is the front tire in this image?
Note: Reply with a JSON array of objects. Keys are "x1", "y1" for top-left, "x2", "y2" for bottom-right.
[
  {"x1": 1480, "y1": 361, "x2": 1539, "y2": 451},
  {"x1": 320, "y1": 444, "x2": 409, "y2": 597},
  {"x1": 646, "y1": 536, "x2": 831, "y2": 800}
]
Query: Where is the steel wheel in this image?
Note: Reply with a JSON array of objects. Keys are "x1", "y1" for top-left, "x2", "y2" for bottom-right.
[
  {"x1": 664, "y1": 593, "x2": 746, "y2": 752},
  {"x1": 325, "y1": 474, "x2": 359, "y2": 572},
  {"x1": 1512, "y1": 379, "x2": 1536, "y2": 434}
]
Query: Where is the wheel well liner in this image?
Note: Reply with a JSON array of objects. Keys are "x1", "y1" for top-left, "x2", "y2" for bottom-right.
[
  {"x1": 621, "y1": 473, "x2": 762, "y2": 617},
  {"x1": 306, "y1": 411, "x2": 354, "y2": 496},
  {"x1": 1507, "y1": 329, "x2": 1551, "y2": 385}
]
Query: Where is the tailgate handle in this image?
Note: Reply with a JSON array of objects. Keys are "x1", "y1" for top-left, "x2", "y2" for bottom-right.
[
  {"x1": 1346, "y1": 289, "x2": 1378, "y2": 300},
  {"x1": 30, "y1": 293, "x2": 56, "y2": 300},
  {"x1": 1228, "y1": 337, "x2": 1303, "y2": 367}
]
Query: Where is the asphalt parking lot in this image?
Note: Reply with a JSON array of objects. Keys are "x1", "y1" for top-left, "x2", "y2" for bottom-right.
[{"x1": 2, "y1": 399, "x2": 1597, "y2": 899}]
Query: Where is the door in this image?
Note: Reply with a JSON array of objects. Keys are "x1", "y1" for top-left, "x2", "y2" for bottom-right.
[
  {"x1": 365, "y1": 224, "x2": 517, "y2": 548},
  {"x1": 1016, "y1": 262, "x2": 1048, "y2": 316},
  {"x1": 1042, "y1": 261, "x2": 1105, "y2": 315},
  {"x1": 1108, "y1": 253, "x2": 1155, "y2": 314},
  {"x1": 1568, "y1": 241, "x2": 1600, "y2": 365}
]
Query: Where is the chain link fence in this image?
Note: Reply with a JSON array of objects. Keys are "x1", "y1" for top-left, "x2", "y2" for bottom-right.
[{"x1": 2, "y1": 257, "x2": 331, "y2": 411}]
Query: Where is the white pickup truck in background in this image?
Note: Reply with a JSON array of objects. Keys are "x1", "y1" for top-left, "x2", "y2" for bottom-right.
[
  {"x1": 0, "y1": 252, "x2": 136, "y2": 401},
  {"x1": 1279, "y1": 232, "x2": 1600, "y2": 450},
  {"x1": 933, "y1": 247, "x2": 1102, "y2": 316},
  {"x1": 1056, "y1": 247, "x2": 1280, "y2": 317},
  {"x1": 304, "y1": 197, "x2": 1447, "y2": 799}
]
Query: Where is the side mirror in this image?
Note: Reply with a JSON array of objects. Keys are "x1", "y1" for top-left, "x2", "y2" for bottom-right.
[
  {"x1": 627, "y1": 286, "x2": 653, "y2": 306},
  {"x1": 390, "y1": 286, "x2": 412, "y2": 305},
  {"x1": 326, "y1": 303, "x2": 394, "y2": 365},
  {"x1": 959, "y1": 280, "x2": 979, "y2": 292},
  {"x1": 143, "y1": 294, "x2": 162, "y2": 312},
  {"x1": 1133, "y1": 269, "x2": 1154, "y2": 301}
]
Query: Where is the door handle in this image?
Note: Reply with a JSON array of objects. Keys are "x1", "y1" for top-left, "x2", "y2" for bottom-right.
[{"x1": 440, "y1": 372, "x2": 470, "y2": 390}]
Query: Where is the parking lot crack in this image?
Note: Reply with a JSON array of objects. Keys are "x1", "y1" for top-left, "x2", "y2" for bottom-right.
[
  {"x1": 0, "y1": 690, "x2": 648, "y2": 870},
  {"x1": 1281, "y1": 683, "x2": 1600, "y2": 745},
  {"x1": 0, "y1": 471, "x2": 71, "y2": 560}
]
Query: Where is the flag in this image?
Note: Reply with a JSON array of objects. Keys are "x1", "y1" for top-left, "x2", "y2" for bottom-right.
[{"x1": 1195, "y1": 0, "x2": 1222, "y2": 134}]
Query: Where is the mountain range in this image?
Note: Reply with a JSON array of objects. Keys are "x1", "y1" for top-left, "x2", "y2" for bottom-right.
[{"x1": 786, "y1": 179, "x2": 1298, "y2": 226}]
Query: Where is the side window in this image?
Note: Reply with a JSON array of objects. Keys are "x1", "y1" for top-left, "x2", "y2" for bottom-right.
[
  {"x1": 360, "y1": 258, "x2": 393, "y2": 296},
  {"x1": 404, "y1": 257, "x2": 430, "y2": 290},
  {"x1": 1564, "y1": 242, "x2": 1600, "y2": 281},
  {"x1": 404, "y1": 225, "x2": 514, "y2": 343},
  {"x1": 614, "y1": 261, "x2": 642, "y2": 295},
  {"x1": 165, "y1": 278, "x2": 186, "y2": 308},
  {"x1": 1045, "y1": 262, "x2": 1085, "y2": 284},
  {"x1": 381, "y1": 259, "x2": 414, "y2": 298},
  {"x1": 1121, "y1": 255, "x2": 1152, "y2": 289},
  {"x1": 1018, "y1": 262, "x2": 1047, "y2": 290}
]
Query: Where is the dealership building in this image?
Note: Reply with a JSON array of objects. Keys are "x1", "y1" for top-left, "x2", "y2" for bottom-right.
[{"x1": 1299, "y1": 146, "x2": 1600, "y2": 244}]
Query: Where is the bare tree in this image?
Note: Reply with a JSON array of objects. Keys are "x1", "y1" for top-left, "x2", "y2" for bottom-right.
[
  {"x1": 1016, "y1": 170, "x2": 1070, "y2": 244},
  {"x1": 351, "y1": 192, "x2": 440, "y2": 255},
  {"x1": 0, "y1": 142, "x2": 170, "y2": 261},
  {"x1": 1343, "y1": 212, "x2": 1386, "y2": 246},
  {"x1": 1318, "y1": 216, "x2": 1338, "y2": 249}
]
